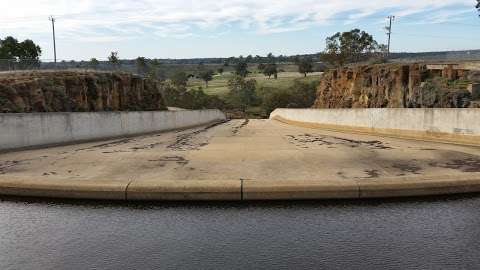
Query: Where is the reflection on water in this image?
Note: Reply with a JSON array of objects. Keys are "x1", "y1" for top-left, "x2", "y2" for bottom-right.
[{"x1": 1, "y1": 195, "x2": 480, "y2": 270}]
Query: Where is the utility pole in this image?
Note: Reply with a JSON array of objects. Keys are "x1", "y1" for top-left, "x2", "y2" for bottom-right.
[
  {"x1": 49, "y1": 16, "x2": 57, "y2": 65},
  {"x1": 386, "y1": 15, "x2": 395, "y2": 57}
]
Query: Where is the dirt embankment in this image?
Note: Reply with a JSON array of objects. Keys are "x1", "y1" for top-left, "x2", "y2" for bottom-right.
[
  {"x1": 314, "y1": 63, "x2": 480, "y2": 109},
  {"x1": 0, "y1": 70, "x2": 167, "y2": 113}
]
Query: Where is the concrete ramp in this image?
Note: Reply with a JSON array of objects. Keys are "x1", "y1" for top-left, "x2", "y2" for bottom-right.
[{"x1": 1, "y1": 119, "x2": 480, "y2": 201}]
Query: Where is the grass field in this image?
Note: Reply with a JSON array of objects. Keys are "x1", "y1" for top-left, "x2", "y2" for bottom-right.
[{"x1": 187, "y1": 71, "x2": 323, "y2": 98}]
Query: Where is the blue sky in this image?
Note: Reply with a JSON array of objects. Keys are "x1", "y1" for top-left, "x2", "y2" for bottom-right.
[{"x1": 1, "y1": 0, "x2": 479, "y2": 60}]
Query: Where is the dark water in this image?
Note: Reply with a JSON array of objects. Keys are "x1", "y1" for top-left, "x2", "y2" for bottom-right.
[{"x1": 1, "y1": 196, "x2": 480, "y2": 270}]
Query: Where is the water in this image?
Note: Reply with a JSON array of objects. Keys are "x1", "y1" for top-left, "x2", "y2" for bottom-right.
[{"x1": 1, "y1": 196, "x2": 480, "y2": 270}]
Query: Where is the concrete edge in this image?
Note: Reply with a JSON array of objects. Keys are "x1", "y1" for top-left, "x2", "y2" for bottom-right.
[
  {"x1": 271, "y1": 116, "x2": 480, "y2": 147},
  {"x1": 1, "y1": 175, "x2": 480, "y2": 201}
]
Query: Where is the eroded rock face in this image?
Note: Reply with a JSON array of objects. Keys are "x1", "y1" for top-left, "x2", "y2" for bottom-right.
[
  {"x1": 313, "y1": 63, "x2": 479, "y2": 109},
  {"x1": 0, "y1": 70, "x2": 167, "y2": 113}
]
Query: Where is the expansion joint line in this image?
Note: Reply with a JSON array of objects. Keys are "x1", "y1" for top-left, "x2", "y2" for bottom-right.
[
  {"x1": 125, "y1": 179, "x2": 135, "y2": 201},
  {"x1": 240, "y1": 178, "x2": 244, "y2": 201}
]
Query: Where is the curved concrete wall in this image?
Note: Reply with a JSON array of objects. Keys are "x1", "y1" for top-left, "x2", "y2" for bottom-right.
[
  {"x1": 270, "y1": 108, "x2": 480, "y2": 145},
  {"x1": 0, "y1": 110, "x2": 226, "y2": 151}
]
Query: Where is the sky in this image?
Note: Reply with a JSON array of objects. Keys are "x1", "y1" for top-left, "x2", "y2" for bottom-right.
[{"x1": 0, "y1": 0, "x2": 479, "y2": 61}]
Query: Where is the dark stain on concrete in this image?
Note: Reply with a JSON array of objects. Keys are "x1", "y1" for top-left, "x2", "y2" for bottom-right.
[
  {"x1": 430, "y1": 158, "x2": 480, "y2": 173},
  {"x1": 131, "y1": 142, "x2": 164, "y2": 151},
  {"x1": 286, "y1": 134, "x2": 393, "y2": 150},
  {"x1": 76, "y1": 138, "x2": 136, "y2": 152},
  {"x1": 232, "y1": 119, "x2": 250, "y2": 136},
  {"x1": 149, "y1": 156, "x2": 189, "y2": 166},
  {"x1": 364, "y1": 169, "x2": 381, "y2": 178},
  {"x1": 392, "y1": 163, "x2": 422, "y2": 174},
  {"x1": 168, "y1": 121, "x2": 226, "y2": 151}
]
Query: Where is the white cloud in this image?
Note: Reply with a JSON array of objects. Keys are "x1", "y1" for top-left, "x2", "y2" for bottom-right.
[{"x1": 0, "y1": 0, "x2": 474, "y2": 40}]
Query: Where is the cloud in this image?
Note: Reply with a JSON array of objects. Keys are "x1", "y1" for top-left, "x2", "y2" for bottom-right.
[{"x1": 0, "y1": 0, "x2": 474, "y2": 41}]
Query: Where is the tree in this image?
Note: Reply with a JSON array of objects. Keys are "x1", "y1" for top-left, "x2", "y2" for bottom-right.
[
  {"x1": 227, "y1": 75, "x2": 257, "y2": 112},
  {"x1": 323, "y1": 29, "x2": 381, "y2": 66},
  {"x1": 0, "y1": 37, "x2": 19, "y2": 59},
  {"x1": 297, "y1": 57, "x2": 313, "y2": 77},
  {"x1": 263, "y1": 63, "x2": 278, "y2": 79},
  {"x1": 267, "y1": 52, "x2": 275, "y2": 63},
  {"x1": 89, "y1": 58, "x2": 99, "y2": 69},
  {"x1": 234, "y1": 60, "x2": 249, "y2": 77},
  {"x1": 199, "y1": 69, "x2": 214, "y2": 88},
  {"x1": 17, "y1": 39, "x2": 42, "y2": 61},
  {"x1": 171, "y1": 70, "x2": 188, "y2": 88},
  {"x1": 217, "y1": 68, "x2": 224, "y2": 75},
  {"x1": 0, "y1": 36, "x2": 42, "y2": 68},
  {"x1": 136, "y1": 57, "x2": 148, "y2": 75},
  {"x1": 108, "y1": 51, "x2": 120, "y2": 69},
  {"x1": 261, "y1": 80, "x2": 318, "y2": 115}
]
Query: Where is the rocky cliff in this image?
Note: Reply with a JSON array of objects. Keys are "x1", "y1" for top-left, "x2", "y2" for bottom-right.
[
  {"x1": 314, "y1": 63, "x2": 480, "y2": 109},
  {"x1": 0, "y1": 70, "x2": 167, "y2": 113}
]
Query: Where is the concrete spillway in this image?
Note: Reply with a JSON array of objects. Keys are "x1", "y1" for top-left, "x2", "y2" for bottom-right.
[{"x1": 1, "y1": 119, "x2": 480, "y2": 201}]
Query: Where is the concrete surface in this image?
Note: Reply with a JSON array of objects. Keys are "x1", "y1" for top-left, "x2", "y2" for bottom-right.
[
  {"x1": 1, "y1": 119, "x2": 480, "y2": 201},
  {"x1": 0, "y1": 110, "x2": 226, "y2": 151},
  {"x1": 270, "y1": 108, "x2": 480, "y2": 145}
]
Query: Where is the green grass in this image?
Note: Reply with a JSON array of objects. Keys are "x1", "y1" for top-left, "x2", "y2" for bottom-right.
[{"x1": 187, "y1": 71, "x2": 322, "y2": 98}]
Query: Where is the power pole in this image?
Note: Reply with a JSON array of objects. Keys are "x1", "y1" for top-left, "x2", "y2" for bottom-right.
[
  {"x1": 386, "y1": 15, "x2": 395, "y2": 57},
  {"x1": 49, "y1": 16, "x2": 57, "y2": 65}
]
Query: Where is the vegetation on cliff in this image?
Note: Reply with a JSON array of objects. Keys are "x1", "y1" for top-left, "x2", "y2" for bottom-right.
[
  {"x1": 313, "y1": 63, "x2": 480, "y2": 109},
  {"x1": 0, "y1": 71, "x2": 167, "y2": 113}
]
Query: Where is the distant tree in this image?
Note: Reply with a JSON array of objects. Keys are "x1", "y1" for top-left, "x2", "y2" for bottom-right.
[
  {"x1": 477, "y1": 0, "x2": 480, "y2": 14},
  {"x1": 135, "y1": 57, "x2": 148, "y2": 75},
  {"x1": 261, "y1": 80, "x2": 318, "y2": 115},
  {"x1": 217, "y1": 67, "x2": 224, "y2": 75},
  {"x1": 17, "y1": 39, "x2": 42, "y2": 61},
  {"x1": 199, "y1": 69, "x2": 214, "y2": 88},
  {"x1": 257, "y1": 63, "x2": 266, "y2": 71},
  {"x1": 227, "y1": 75, "x2": 257, "y2": 112},
  {"x1": 89, "y1": 58, "x2": 99, "y2": 69},
  {"x1": 267, "y1": 52, "x2": 275, "y2": 63},
  {"x1": 146, "y1": 59, "x2": 164, "y2": 80},
  {"x1": 323, "y1": 29, "x2": 380, "y2": 66},
  {"x1": 171, "y1": 70, "x2": 189, "y2": 88},
  {"x1": 263, "y1": 63, "x2": 278, "y2": 79},
  {"x1": 297, "y1": 57, "x2": 314, "y2": 77},
  {"x1": 108, "y1": 51, "x2": 120, "y2": 69},
  {"x1": 234, "y1": 60, "x2": 249, "y2": 77},
  {"x1": 0, "y1": 36, "x2": 42, "y2": 68},
  {"x1": 246, "y1": 55, "x2": 253, "y2": 63}
]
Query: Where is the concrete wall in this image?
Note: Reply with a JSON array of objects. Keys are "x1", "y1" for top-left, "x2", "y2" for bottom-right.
[
  {"x1": 270, "y1": 108, "x2": 480, "y2": 145},
  {"x1": 0, "y1": 110, "x2": 226, "y2": 151}
]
